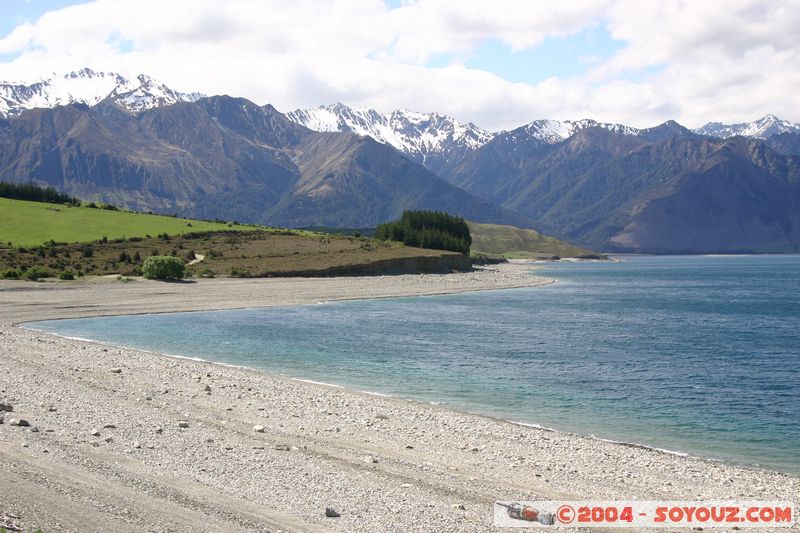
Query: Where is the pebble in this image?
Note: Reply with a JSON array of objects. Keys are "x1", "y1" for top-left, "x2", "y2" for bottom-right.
[
  {"x1": 110, "y1": 368, "x2": 122, "y2": 374},
  {"x1": 90, "y1": 430, "x2": 101, "y2": 437},
  {"x1": 177, "y1": 421, "x2": 190, "y2": 428},
  {"x1": 1, "y1": 311, "x2": 796, "y2": 533},
  {"x1": 253, "y1": 425, "x2": 265, "y2": 433},
  {"x1": 325, "y1": 508, "x2": 341, "y2": 518},
  {"x1": 8, "y1": 418, "x2": 30, "y2": 427},
  {"x1": 1, "y1": 402, "x2": 14, "y2": 412}
]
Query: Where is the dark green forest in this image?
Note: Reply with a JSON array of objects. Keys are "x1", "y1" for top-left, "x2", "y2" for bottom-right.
[
  {"x1": 0, "y1": 181, "x2": 79, "y2": 205},
  {"x1": 375, "y1": 210, "x2": 471, "y2": 255}
]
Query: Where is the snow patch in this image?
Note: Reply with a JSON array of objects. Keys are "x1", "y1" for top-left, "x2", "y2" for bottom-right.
[{"x1": 0, "y1": 68, "x2": 204, "y2": 117}]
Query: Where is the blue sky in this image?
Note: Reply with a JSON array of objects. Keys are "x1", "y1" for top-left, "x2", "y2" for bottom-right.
[
  {"x1": 461, "y1": 26, "x2": 624, "y2": 85},
  {"x1": 1, "y1": 0, "x2": 80, "y2": 36}
]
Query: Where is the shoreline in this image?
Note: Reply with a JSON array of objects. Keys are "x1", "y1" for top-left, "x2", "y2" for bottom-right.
[
  {"x1": 17, "y1": 324, "x2": 777, "y2": 475},
  {"x1": 17, "y1": 324, "x2": 728, "y2": 468},
  {"x1": 2, "y1": 266, "x2": 798, "y2": 532},
  {"x1": 0, "y1": 264, "x2": 553, "y2": 325}
]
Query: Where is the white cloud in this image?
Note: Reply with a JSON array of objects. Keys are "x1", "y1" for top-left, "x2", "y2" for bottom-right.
[{"x1": 0, "y1": 0, "x2": 799, "y2": 130}]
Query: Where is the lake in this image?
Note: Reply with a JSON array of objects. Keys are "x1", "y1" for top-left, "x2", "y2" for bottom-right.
[{"x1": 27, "y1": 255, "x2": 800, "y2": 474}]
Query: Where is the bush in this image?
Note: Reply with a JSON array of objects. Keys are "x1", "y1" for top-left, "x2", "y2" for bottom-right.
[
  {"x1": 0, "y1": 269, "x2": 21, "y2": 279},
  {"x1": 59, "y1": 270, "x2": 75, "y2": 280},
  {"x1": 142, "y1": 256, "x2": 185, "y2": 280},
  {"x1": 229, "y1": 267, "x2": 253, "y2": 278},
  {"x1": 198, "y1": 268, "x2": 215, "y2": 278},
  {"x1": 23, "y1": 266, "x2": 51, "y2": 280}
]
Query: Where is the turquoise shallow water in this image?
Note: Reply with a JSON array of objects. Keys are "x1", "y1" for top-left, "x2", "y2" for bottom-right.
[{"x1": 27, "y1": 255, "x2": 800, "y2": 474}]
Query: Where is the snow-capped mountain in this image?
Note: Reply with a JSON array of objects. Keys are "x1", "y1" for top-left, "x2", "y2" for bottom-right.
[
  {"x1": 517, "y1": 118, "x2": 642, "y2": 144},
  {"x1": 694, "y1": 114, "x2": 800, "y2": 140},
  {"x1": 0, "y1": 68, "x2": 203, "y2": 117},
  {"x1": 287, "y1": 103, "x2": 493, "y2": 172},
  {"x1": 288, "y1": 105, "x2": 653, "y2": 165}
]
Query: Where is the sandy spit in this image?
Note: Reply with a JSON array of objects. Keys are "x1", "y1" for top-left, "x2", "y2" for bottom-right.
[{"x1": 0, "y1": 266, "x2": 797, "y2": 532}]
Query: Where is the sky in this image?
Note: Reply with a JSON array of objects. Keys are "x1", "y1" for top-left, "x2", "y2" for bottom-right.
[{"x1": 0, "y1": 0, "x2": 798, "y2": 131}]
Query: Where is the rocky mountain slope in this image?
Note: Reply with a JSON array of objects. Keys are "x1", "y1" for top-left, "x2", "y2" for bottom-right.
[
  {"x1": 287, "y1": 103, "x2": 493, "y2": 175},
  {"x1": 766, "y1": 132, "x2": 800, "y2": 157},
  {"x1": 446, "y1": 124, "x2": 800, "y2": 253},
  {"x1": 3, "y1": 68, "x2": 800, "y2": 253},
  {"x1": 0, "y1": 96, "x2": 527, "y2": 229}
]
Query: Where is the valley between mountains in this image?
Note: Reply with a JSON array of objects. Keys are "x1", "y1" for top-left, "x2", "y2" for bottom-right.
[{"x1": 2, "y1": 69, "x2": 800, "y2": 253}]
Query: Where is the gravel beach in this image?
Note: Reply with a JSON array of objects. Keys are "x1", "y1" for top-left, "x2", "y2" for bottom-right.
[{"x1": 1, "y1": 266, "x2": 797, "y2": 532}]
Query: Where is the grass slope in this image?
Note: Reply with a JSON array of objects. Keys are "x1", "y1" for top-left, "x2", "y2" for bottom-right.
[
  {"x1": 0, "y1": 198, "x2": 258, "y2": 246},
  {"x1": 468, "y1": 222, "x2": 594, "y2": 259},
  {"x1": 0, "y1": 230, "x2": 466, "y2": 278}
]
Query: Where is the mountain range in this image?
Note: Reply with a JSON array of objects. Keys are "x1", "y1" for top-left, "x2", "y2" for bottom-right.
[
  {"x1": 0, "y1": 93, "x2": 525, "y2": 229},
  {"x1": 0, "y1": 68, "x2": 203, "y2": 117},
  {"x1": 1, "y1": 68, "x2": 799, "y2": 253}
]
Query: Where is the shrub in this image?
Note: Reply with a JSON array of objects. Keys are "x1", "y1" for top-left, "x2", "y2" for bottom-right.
[
  {"x1": 81, "y1": 245, "x2": 94, "y2": 258},
  {"x1": 23, "y1": 266, "x2": 51, "y2": 280},
  {"x1": 0, "y1": 269, "x2": 21, "y2": 279},
  {"x1": 59, "y1": 270, "x2": 75, "y2": 280},
  {"x1": 198, "y1": 268, "x2": 215, "y2": 278},
  {"x1": 142, "y1": 256, "x2": 185, "y2": 280},
  {"x1": 229, "y1": 267, "x2": 253, "y2": 278}
]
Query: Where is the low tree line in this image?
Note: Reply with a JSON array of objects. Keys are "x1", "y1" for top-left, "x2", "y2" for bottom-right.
[
  {"x1": 0, "y1": 181, "x2": 80, "y2": 205},
  {"x1": 374, "y1": 210, "x2": 471, "y2": 255}
]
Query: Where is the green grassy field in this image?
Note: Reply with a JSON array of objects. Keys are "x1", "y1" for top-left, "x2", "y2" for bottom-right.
[
  {"x1": 0, "y1": 198, "x2": 260, "y2": 246},
  {"x1": 468, "y1": 221, "x2": 596, "y2": 258}
]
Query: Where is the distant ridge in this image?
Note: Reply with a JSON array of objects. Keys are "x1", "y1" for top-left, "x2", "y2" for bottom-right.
[
  {"x1": 2, "y1": 67, "x2": 800, "y2": 255},
  {"x1": 693, "y1": 114, "x2": 800, "y2": 140},
  {"x1": 287, "y1": 103, "x2": 493, "y2": 175},
  {"x1": 0, "y1": 68, "x2": 203, "y2": 117}
]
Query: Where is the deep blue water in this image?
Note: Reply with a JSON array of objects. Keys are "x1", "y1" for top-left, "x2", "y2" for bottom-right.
[{"x1": 27, "y1": 256, "x2": 800, "y2": 474}]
